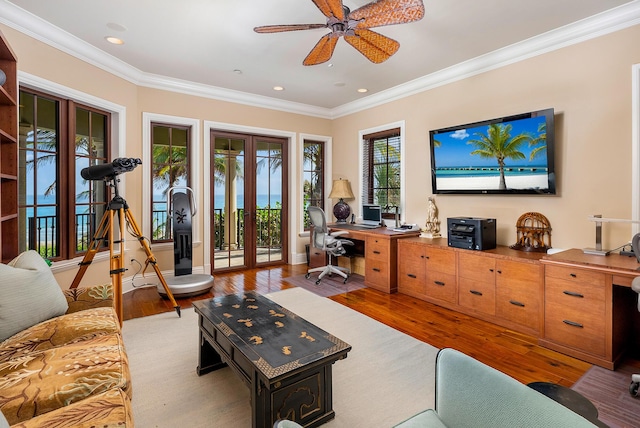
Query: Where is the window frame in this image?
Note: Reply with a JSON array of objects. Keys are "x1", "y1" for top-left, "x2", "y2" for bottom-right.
[
  {"x1": 149, "y1": 122, "x2": 192, "y2": 244},
  {"x1": 359, "y1": 121, "x2": 406, "y2": 223},
  {"x1": 299, "y1": 133, "x2": 332, "y2": 235},
  {"x1": 142, "y1": 113, "x2": 201, "y2": 249},
  {"x1": 302, "y1": 139, "x2": 326, "y2": 231},
  {"x1": 18, "y1": 87, "x2": 112, "y2": 261}
]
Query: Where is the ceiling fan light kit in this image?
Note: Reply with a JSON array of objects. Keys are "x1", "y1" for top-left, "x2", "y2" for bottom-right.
[{"x1": 254, "y1": 0, "x2": 425, "y2": 66}]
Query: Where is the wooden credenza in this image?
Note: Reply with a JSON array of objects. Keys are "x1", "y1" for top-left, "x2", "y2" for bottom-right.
[
  {"x1": 398, "y1": 238, "x2": 544, "y2": 337},
  {"x1": 396, "y1": 239, "x2": 640, "y2": 369}
]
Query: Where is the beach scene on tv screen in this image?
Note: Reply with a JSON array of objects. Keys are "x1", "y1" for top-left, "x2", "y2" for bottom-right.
[{"x1": 433, "y1": 115, "x2": 549, "y2": 191}]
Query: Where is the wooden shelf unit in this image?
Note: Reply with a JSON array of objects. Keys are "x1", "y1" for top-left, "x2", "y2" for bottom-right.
[{"x1": 0, "y1": 29, "x2": 18, "y2": 263}]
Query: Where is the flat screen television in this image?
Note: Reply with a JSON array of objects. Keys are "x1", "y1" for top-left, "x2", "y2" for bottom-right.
[{"x1": 429, "y1": 108, "x2": 556, "y2": 195}]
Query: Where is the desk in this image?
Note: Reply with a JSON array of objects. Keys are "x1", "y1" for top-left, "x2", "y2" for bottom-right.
[
  {"x1": 541, "y1": 249, "x2": 640, "y2": 369},
  {"x1": 319, "y1": 225, "x2": 420, "y2": 293}
]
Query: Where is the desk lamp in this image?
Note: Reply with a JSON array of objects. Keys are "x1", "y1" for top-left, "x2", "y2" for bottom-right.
[{"x1": 328, "y1": 179, "x2": 354, "y2": 223}]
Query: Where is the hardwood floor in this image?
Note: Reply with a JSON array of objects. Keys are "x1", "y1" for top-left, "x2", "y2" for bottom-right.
[{"x1": 123, "y1": 263, "x2": 592, "y2": 387}]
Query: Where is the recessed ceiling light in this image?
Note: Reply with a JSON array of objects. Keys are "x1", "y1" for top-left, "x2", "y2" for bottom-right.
[
  {"x1": 105, "y1": 36, "x2": 124, "y2": 45},
  {"x1": 327, "y1": 63, "x2": 334, "y2": 68},
  {"x1": 106, "y1": 22, "x2": 127, "y2": 32},
  {"x1": 273, "y1": 86, "x2": 285, "y2": 91},
  {"x1": 357, "y1": 88, "x2": 368, "y2": 93},
  {"x1": 334, "y1": 82, "x2": 346, "y2": 87},
  {"x1": 233, "y1": 69, "x2": 243, "y2": 75}
]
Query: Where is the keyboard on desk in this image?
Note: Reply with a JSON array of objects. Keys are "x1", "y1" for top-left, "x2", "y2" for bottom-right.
[{"x1": 332, "y1": 223, "x2": 381, "y2": 230}]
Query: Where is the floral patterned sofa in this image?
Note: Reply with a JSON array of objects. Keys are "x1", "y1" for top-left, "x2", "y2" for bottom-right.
[{"x1": 0, "y1": 251, "x2": 133, "y2": 427}]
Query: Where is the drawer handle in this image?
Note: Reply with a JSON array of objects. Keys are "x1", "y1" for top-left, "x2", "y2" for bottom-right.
[
  {"x1": 489, "y1": 269, "x2": 494, "y2": 273},
  {"x1": 497, "y1": 270, "x2": 502, "y2": 274},
  {"x1": 425, "y1": 256, "x2": 430, "y2": 260},
  {"x1": 434, "y1": 281, "x2": 445, "y2": 286},
  {"x1": 373, "y1": 268, "x2": 381, "y2": 272},
  {"x1": 470, "y1": 290, "x2": 483, "y2": 296},
  {"x1": 563, "y1": 320, "x2": 584, "y2": 328},
  {"x1": 569, "y1": 273, "x2": 577, "y2": 278},
  {"x1": 563, "y1": 290, "x2": 584, "y2": 298},
  {"x1": 509, "y1": 300, "x2": 525, "y2": 307},
  {"x1": 407, "y1": 274, "x2": 417, "y2": 279},
  {"x1": 373, "y1": 250, "x2": 381, "y2": 255}
]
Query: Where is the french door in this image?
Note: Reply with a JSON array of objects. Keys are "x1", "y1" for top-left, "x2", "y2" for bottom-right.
[{"x1": 210, "y1": 131, "x2": 288, "y2": 271}]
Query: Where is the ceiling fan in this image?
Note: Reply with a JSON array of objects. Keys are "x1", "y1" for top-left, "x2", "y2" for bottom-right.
[{"x1": 254, "y1": 0, "x2": 425, "y2": 66}]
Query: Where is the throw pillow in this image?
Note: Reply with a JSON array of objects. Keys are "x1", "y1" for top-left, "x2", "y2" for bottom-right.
[{"x1": 0, "y1": 250, "x2": 69, "y2": 342}]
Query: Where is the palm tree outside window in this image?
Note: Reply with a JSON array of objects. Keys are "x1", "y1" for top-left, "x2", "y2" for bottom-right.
[
  {"x1": 18, "y1": 89, "x2": 110, "y2": 261},
  {"x1": 303, "y1": 140, "x2": 324, "y2": 230},
  {"x1": 362, "y1": 128, "x2": 401, "y2": 219}
]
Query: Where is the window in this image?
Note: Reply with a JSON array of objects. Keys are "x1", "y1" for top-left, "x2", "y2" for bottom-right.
[
  {"x1": 362, "y1": 128, "x2": 401, "y2": 219},
  {"x1": 150, "y1": 123, "x2": 190, "y2": 242},
  {"x1": 18, "y1": 89, "x2": 110, "y2": 261},
  {"x1": 302, "y1": 140, "x2": 324, "y2": 229}
]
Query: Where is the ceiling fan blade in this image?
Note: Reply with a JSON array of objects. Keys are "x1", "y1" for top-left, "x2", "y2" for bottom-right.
[
  {"x1": 303, "y1": 34, "x2": 339, "y2": 66},
  {"x1": 349, "y1": 0, "x2": 425, "y2": 29},
  {"x1": 311, "y1": 0, "x2": 346, "y2": 20},
  {"x1": 254, "y1": 24, "x2": 327, "y2": 33},
  {"x1": 344, "y1": 29, "x2": 399, "y2": 64}
]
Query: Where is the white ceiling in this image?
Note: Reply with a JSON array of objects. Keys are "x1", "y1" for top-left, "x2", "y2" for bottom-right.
[{"x1": 1, "y1": 0, "x2": 638, "y2": 116}]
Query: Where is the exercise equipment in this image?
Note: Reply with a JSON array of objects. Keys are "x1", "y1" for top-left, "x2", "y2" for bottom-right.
[{"x1": 157, "y1": 187, "x2": 214, "y2": 298}]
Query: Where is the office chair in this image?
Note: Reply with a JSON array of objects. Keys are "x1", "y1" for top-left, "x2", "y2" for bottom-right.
[
  {"x1": 630, "y1": 276, "x2": 640, "y2": 396},
  {"x1": 305, "y1": 206, "x2": 353, "y2": 285}
]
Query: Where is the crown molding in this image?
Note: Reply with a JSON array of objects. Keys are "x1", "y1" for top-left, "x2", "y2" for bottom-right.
[
  {"x1": 1, "y1": 0, "x2": 639, "y2": 120},
  {"x1": 331, "y1": 0, "x2": 640, "y2": 118}
]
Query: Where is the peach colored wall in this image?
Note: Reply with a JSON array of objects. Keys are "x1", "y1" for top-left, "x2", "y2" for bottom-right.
[
  {"x1": 4, "y1": 20, "x2": 640, "y2": 286},
  {"x1": 331, "y1": 25, "x2": 640, "y2": 251}
]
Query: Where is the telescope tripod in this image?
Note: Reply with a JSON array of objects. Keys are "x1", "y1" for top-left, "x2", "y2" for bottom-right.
[{"x1": 70, "y1": 181, "x2": 181, "y2": 324}]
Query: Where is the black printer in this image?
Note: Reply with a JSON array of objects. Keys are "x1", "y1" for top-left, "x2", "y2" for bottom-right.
[{"x1": 447, "y1": 217, "x2": 496, "y2": 251}]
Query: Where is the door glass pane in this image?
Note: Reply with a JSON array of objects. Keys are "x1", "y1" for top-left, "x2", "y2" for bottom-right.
[
  {"x1": 213, "y1": 137, "x2": 246, "y2": 269},
  {"x1": 255, "y1": 140, "x2": 283, "y2": 263}
]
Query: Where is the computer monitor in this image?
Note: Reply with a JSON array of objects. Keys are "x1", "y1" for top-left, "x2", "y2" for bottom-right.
[{"x1": 362, "y1": 204, "x2": 382, "y2": 226}]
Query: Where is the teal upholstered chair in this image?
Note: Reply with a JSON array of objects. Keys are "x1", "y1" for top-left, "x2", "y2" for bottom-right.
[{"x1": 394, "y1": 348, "x2": 597, "y2": 427}]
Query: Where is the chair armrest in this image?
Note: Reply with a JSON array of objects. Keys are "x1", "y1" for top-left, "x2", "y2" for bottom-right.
[
  {"x1": 329, "y1": 230, "x2": 349, "y2": 237},
  {"x1": 63, "y1": 283, "x2": 114, "y2": 314}
]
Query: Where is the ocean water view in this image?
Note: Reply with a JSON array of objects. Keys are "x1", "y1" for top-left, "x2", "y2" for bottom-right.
[{"x1": 434, "y1": 165, "x2": 548, "y2": 178}]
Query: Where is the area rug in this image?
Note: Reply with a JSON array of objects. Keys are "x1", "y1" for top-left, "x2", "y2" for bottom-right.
[
  {"x1": 122, "y1": 287, "x2": 437, "y2": 427},
  {"x1": 571, "y1": 361, "x2": 640, "y2": 428},
  {"x1": 283, "y1": 272, "x2": 366, "y2": 297}
]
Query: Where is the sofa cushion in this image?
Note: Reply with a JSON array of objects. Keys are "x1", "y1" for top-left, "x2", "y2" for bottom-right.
[
  {"x1": 394, "y1": 409, "x2": 447, "y2": 427},
  {"x1": 0, "y1": 332, "x2": 131, "y2": 425},
  {"x1": 8, "y1": 388, "x2": 133, "y2": 428},
  {"x1": 0, "y1": 307, "x2": 120, "y2": 363},
  {"x1": 0, "y1": 250, "x2": 69, "y2": 341}
]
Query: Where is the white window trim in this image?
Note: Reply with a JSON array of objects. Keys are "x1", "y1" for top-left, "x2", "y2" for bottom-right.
[
  {"x1": 17, "y1": 71, "x2": 126, "y2": 272},
  {"x1": 632, "y1": 63, "x2": 640, "y2": 235},
  {"x1": 142, "y1": 113, "x2": 201, "y2": 249},
  {"x1": 358, "y1": 120, "x2": 406, "y2": 225},
  {"x1": 299, "y1": 133, "x2": 332, "y2": 235},
  {"x1": 203, "y1": 122, "x2": 297, "y2": 272}
]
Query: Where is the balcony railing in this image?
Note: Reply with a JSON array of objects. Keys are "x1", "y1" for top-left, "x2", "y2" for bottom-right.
[{"x1": 27, "y1": 207, "x2": 282, "y2": 258}]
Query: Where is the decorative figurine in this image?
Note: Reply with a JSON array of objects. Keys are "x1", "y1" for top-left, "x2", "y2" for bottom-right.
[
  {"x1": 510, "y1": 212, "x2": 552, "y2": 252},
  {"x1": 421, "y1": 196, "x2": 441, "y2": 238}
]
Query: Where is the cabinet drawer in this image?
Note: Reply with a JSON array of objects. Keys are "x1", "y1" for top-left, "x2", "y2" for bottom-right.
[
  {"x1": 545, "y1": 277, "x2": 606, "y2": 307},
  {"x1": 545, "y1": 265, "x2": 605, "y2": 286},
  {"x1": 496, "y1": 287, "x2": 540, "y2": 331},
  {"x1": 458, "y1": 253, "x2": 495, "y2": 283},
  {"x1": 425, "y1": 247, "x2": 456, "y2": 275},
  {"x1": 398, "y1": 269, "x2": 425, "y2": 297},
  {"x1": 425, "y1": 271, "x2": 457, "y2": 304},
  {"x1": 544, "y1": 303, "x2": 606, "y2": 357},
  {"x1": 366, "y1": 260, "x2": 390, "y2": 290},
  {"x1": 458, "y1": 277, "x2": 495, "y2": 315},
  {"x1": 366, "y1": 237, "x2": 390, "y2": 262}
]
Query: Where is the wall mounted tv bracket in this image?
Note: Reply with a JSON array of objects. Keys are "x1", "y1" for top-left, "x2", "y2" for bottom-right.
[{"x1": 583, "y1": 215, "x2": 640, "y2": 256}]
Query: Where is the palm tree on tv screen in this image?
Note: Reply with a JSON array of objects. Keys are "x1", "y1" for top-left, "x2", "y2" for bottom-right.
[{"x1": 467, "y1": 123, "x2": 530, "y2": 190}]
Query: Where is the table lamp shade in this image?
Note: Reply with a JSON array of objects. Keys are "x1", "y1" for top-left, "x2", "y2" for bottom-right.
[{"x1": 328, "y1": 179, "x2": 354, "y2": 223}]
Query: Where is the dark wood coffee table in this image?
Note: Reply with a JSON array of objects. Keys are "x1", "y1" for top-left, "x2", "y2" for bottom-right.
[{"x1": 193, "y1": 292, "x2": 351, "y2": 428}]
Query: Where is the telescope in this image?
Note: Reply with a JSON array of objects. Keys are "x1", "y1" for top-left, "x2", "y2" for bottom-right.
[{"x1": 81, "y1": 157, "x2": 142, "y2": 181}]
